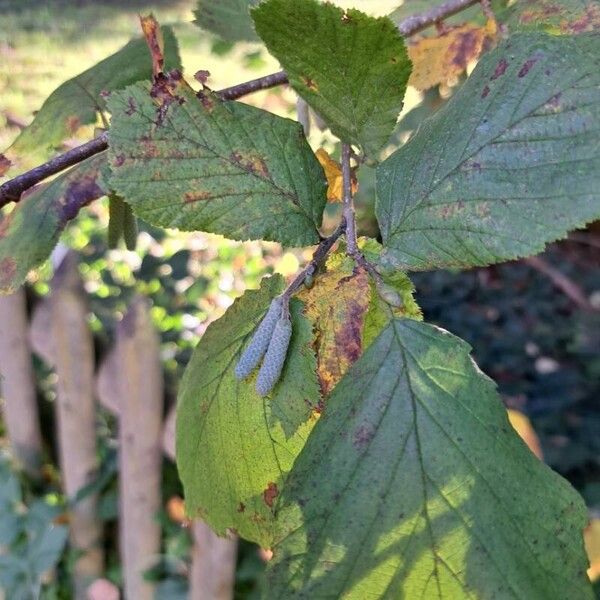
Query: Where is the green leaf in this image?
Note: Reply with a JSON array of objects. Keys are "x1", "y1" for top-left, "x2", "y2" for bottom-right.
[
  {"x1": 5, "y1": 29, "x2": 181, "y2": 165},
  {"x1": 194, "y1": 0, "x2": 260, "y2": 42},
  {"x1": 377, "y1": 33, "x2": 600, "y2": 271},
  {"x1": 267, "y1": 319, "x2": 593, "y2": 599},
  {"x1": 176, "y1": 275, "x2": 320, "y2": 548},
  {"x1": 0, "y1": 154, "x2": 108, "y2": 294},
  {"x1": 503, "y1": 0, "x2": 600, "y2": 35},
  {"x1": 107, "y1": 80, "x2": 326, "y2": 246},
  {"x1": 252, "y1": 0, "x2": 411, "y2": 157}
]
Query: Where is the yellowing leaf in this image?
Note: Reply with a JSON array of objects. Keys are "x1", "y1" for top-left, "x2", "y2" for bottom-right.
[
  {"x1": 584, "y1": 519, "x2": 600, "y2": 581},
  {"x1": 408, "y1": 20, "x2": 497, "y2": 91},
  {"x1": 140, "y1": 14, "x2": 165, "y2": 78},
  {"x1": 507, "y1": 409, "x2": 543, "y2": 460},
  {"x1": 298, "y1": 252, "x2": 370, "y2": 396},
  {"x1": 315, "y1": 149, "x2": 358, "y2": 203}
]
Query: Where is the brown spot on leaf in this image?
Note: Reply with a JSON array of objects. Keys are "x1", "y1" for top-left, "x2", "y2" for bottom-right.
[
  {"x1": 407, "y1": 21, "x2": 496, "y2": 91},
  {"x1": 566, "y1": 5, "x2": 600, "y2": 33},
  {"x1": 449, "y1": 29, "x2": 479, "y2": 69},
  {"x1": 481, "y1": 85, "x2": 490, "y2": 99},
  {"x1": 196, "y1": 90, "x2": 216, "y2": 111},
  {"x1": 125, "y1": 97, "x2": 137, "y2": 116},
  {"x1": 301, "y1": 75, "x2": 319, "y2": 92},
  {"x1": 298, "y1": 261, "x2": 370, "y2": 396},
  {"x1": 352, "y1": 423, "x2": 375, "y2": 449},
  {"x1": 438, "y1": 200, "x2": 465, "y2": 219},
  {"x1": 491, "y1": 58, "x2": 508, "y2": 80},
  {"x1": 518, "y1": 57, "x2": 538, "y2": 78},
  {"x1": 184, "y1": 190, "x2": 212, "y2": 204},
  {"x1": 263, "y1": 482, "x2": 279, "y2": 508},
  {"x1": 237, "y1": 502, "x2": 246, "y2": 513},
  {"x1": 0, "y1": 257, "x2": 17, "y2": 288},
  {"x1": 65, "y1": 115, "x2": 81, "y2": 134},
  {"x1": 0, "y1": 214, "x2": 12, "y2": 239},
  {"x1": 0, "y1": 154, "x2": 11, "y2": 177},
  {"x1": 230, "y1": 151, "x2": 272, "y2": 180},
  {"x1": 150, "y1": 70, "x2": 185, "y2": 125},
  {"x1": 113, "y1": 154, "x2": 125, "y2": 167}
]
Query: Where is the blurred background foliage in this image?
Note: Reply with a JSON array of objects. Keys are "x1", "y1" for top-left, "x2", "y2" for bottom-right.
[{"x1": 0, "y1": 0, "x2": 598, "y2": 597}]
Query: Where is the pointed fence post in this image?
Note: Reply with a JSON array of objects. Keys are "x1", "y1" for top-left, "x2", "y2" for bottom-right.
[
  {"x1": 0, "y1": 288, "x2": 43, "y2": 477},
  {"x1": 30, "y1": 252, "x2": 104, "y2": 598},
  {"x1": 98, "y1": 297, "x2": 163, "y2": 600}
]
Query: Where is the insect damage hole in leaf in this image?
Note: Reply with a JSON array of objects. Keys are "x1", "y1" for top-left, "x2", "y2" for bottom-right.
[
  {"x1": 107, "y1": 78, "x2": 327, "y2": 246},
  {"x1": 266, "y1": 319, "x2": 593, "y2": 599}
]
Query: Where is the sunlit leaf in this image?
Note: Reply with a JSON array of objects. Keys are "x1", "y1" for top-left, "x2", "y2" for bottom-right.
[
  {"x1": 176, "y1": 275, "x2": 320, "y2": 548},
  {"x1": 267, "y1": 319, "x2": 593, "y2": 599},
  {"x1": 377, "y1": 33, "x2": 600, "y2": 271},
  {"x1": 253, "y1": 0, "x2": 411, "y2": 157},
  {"x1": 0, "y1": 154, "x2": 108, "y2": 294},
  {"x1": 315, "y1": 149, "x2": 357, "y2": 203},
  {"x1": 107, "y1": 79, "x2": 326, "y2": 246},
  {"x1": 585, "y1": 518, "x2": 600, "y2": 582},
  {"x1": 507, "y1": 408, "x2": 543, "y2": 460}
]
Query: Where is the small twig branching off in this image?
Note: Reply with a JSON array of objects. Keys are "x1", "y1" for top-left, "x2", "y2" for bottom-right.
[
  {"x1": 0, "y1": 74, "x2": 289, "y2": 207},
  {"x1": 281, "y1": 219, "x2": 347, "y2": 301}
]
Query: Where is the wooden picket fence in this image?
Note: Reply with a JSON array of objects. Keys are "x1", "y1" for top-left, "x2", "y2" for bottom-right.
[{"x1": 0, "y1": 251, "x2": 236, "y2": 600}]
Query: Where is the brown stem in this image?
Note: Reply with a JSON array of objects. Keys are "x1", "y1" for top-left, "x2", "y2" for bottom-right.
[
  {"x1": 398, "y1": 0, "x2": 480, "y2": 35},
  {"x1": 0, "y1": 135, "x2": 109, "y2": 206},
  {"x1": 0, "y1": 73, "x2": 289, "y2": 208},
  {"x1": 217, "y1": 70, "x2": 288, "y2": 101},
  {"x1": 341, "y1": 143, "x2": 385, "y2": 284},
  {"x1": 341, "y1": 144, "x2": 358, "y2": 255},
  {"x1": 525, "y1": 256, "x2": 595, "y2": 311},
  {"x1": 0, "y1": 0, "x2": 483, "y2": 208}
]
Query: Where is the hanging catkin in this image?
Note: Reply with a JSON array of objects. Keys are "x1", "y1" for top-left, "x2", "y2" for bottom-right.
[
  {"x1": 235, "y1": 296, "x2": 283, "y2": 380},
  {"x1": 122, "y1": 202, "x2": 138, "y2": 251},
  {"x1": 255, "y1": 313, "x2": 292, "y2": 397}
]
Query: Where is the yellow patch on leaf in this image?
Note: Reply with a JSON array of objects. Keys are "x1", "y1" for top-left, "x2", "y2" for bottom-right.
[
  {"x1": 507, "y1": 409, "x2": 543, "y2": 460},
  {"x1": 298, "y1": 253, "x2": 370, "y2": 396},
  {"x1": 316, "y1": 149, "x2": 358, "y2": 203},
  {"x1": 585, "y1": 519, "x2": 600, "y2": 581},
  {"x1": 408, "y1": 19, "x2": 498, "y2": 91}
]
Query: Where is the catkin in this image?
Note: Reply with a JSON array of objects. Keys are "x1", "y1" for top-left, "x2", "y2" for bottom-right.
[
  {"x1": 122, "y1": 202, "x2": 138, "y2": 251},
  {"x1": 235, "y1": 296, "x2": 283, "y2": 380},
  {"x1": 108, "y1": 195, "x2": 125, "y2": 249},
  {"x1": 255, "y1": 314, "x2": 292, "y2": 397}
]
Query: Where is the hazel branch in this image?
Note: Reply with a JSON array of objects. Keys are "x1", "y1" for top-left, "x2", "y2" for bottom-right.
[
  {"x1": 1, "y1": 0, "x2": 484, "y2": 209},
  {"x1": 0, "y1": 73, "x2": 291, "y2": 208}
]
